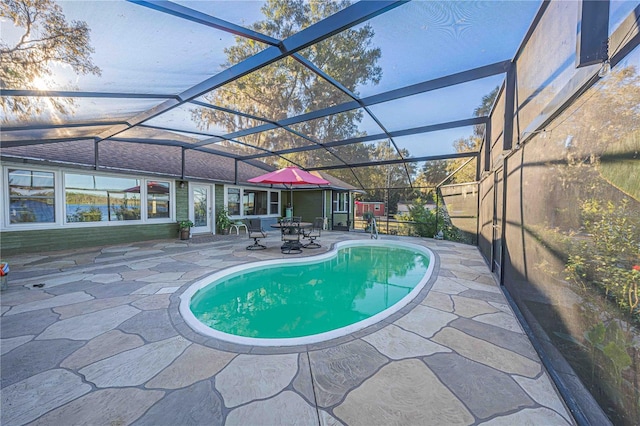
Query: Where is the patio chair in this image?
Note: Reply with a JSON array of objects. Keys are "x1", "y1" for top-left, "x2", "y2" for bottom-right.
[
  {"x1": 303, "y1": 217, "x2": 324, "y2": 249},
  {"x1": 230, "y1": 219, "x2": 248, "y2": 235},
  {"x1": 246, "y1": 218, "x2": 267, "y2": 250},
  {"x1": 281, "y1": 218, "x2": 302, "y2": 254}
]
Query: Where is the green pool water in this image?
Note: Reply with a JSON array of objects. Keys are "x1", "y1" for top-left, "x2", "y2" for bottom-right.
[{"x1": 189, "y1": 244, "x2": 431, "y2": 340}]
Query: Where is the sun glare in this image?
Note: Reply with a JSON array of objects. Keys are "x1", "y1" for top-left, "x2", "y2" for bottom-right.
[{"x1": 31, "y1": 76, "x2": 50, "y2": 91}]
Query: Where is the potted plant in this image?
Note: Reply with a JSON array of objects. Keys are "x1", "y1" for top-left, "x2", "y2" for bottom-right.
[
  {"x1": 177, "y1": 219, "x2": 194, "y2": 240},
  {"x1": 216, "y1": 209, "x2": 233, "y2": 234}
]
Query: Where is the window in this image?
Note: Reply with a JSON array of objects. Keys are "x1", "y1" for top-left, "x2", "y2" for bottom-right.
[
  {"x1": 8, "y1": 169, "x2": 55, "y2": 223},
  {"x1": 333, "y1": 192, "x2": 349, "y2": 212},
  {"x1": 227, "y1": 188, "x2": 240, "y2": 215},
  {"x1": 65, "y1": 174, "x2": 141, "y2": 222},
  {"x1": 147, "y1": 181, "x2": 170, "y2": 219},
  {"x1": 243, "y1": 190, "x2": 268, "y2": 215},
  {"x1": 270, "y1": 191, "x2": 279, "y2": 214}
]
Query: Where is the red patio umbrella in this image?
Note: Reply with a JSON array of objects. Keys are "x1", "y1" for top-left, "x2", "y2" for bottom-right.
[{"x1": 248, "y1": 166, "x2": 330, "y2": 215}]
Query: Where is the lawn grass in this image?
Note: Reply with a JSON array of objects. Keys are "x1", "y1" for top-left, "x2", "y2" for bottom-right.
[{"x1": 598, "y1": 132, "x2": 640, "y2": 200}]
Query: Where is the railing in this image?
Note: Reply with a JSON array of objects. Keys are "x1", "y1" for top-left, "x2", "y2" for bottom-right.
[{"x1": 369, "y1": 217, "x2": 378, "y2": 239}]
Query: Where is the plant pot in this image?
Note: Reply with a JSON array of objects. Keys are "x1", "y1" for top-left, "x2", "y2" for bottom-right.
[{"x1": 179, "y1": 229, "x2": 190, "y2": 240}]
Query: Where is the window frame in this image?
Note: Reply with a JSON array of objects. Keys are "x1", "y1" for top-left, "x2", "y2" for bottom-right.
[
  {"x1": 333, "y1": 191, "x2": 349, "y2": 213},
  {"x1": 224, "y1": 185, "x2": 281, "y2": 219},
  {"x1": 1, "y1": 163, "x2": 176, "y2": 230},
  {"x1": 6, "y1": 168, "x2": 57, "y2": 226}
]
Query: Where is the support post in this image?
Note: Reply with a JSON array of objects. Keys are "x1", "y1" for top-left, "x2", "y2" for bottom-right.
[
  {"x1": 484, "y1": 118, "x2": 492, "y2": 172},
  {"x1": 94, "y1": 139, "x2": 99, "y2": 170},
  {"x1": 503, "y1": 63, "x2": 515, "y2": 151},
  {"x1": 181, "y1": 147, "x2": 186, "y2": 180}
]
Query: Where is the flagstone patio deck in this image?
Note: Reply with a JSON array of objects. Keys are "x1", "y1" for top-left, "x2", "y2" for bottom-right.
[{"x1": 1, "y1": 231, "x2": 574, "y2": 425}]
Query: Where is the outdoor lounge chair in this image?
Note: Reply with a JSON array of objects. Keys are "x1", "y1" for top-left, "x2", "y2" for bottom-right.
[
  {"x1": 246, "y1": 218, "x2": 267, "y2": 250},
  {"x1": 303, "y1": 217, "x2": 323, "y2": 248}
]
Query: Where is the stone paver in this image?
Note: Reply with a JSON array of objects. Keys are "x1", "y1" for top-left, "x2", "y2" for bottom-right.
[
  {"x1": 0, "y1": 234, "x2": 575, "y2": 426},
  {"x1": 146, "y1": 344, "x2": 235, "y2": 389},
  {"x1": 155, "y1": 286, "x2": 180, "y2": 294},
  {"x1": 513, "y1": 374, "x2": 573, "y2": 422},
  {"x1": 0, "y1": 308, "x2": 60, "y2": 338},
  {"x1": 1, "y1": 369, "x2": 91, "y2": 425},
  {"x1": 0, "y1": 335, "x2": 33, "y2": 355},
  {"x1": 0, "y1": 289, "x2": 52, "y2": 306},
  {"x1": 87, "y1": 273, "x2": 122, "y2": 284},
  {"x1": 309, "y1": 339, "x2": 389, "y2": 408},
  {"x1": 30, "y1": 387, "x2": 165, "y2": 426},
  {"x1": 426, "y1": 352, "x2": 534, "y2": 419},
  {"x1": 334, "y1": 359, "x2": 474, "y2": 425},
  {"x1": 80, "y1": 336, "x2": 191, "y2": 387},
  {"x1": 215, "y1": 354, "x2": 298, "y2": 407},
  {"x1": 319, "y1": 410, "x2": 342, "y2": 426},
  {"x1": 451, "y1": 294, "x2": 500, "y2": 317},
  {"x1": 131, "y1": 293, "x2": 171, "y2": 310},
  {"x1": 135, "y1": 380, "x2": 223, "y2": 426},
  {"x1": 226, "y1": 391, "x2": 318, "y2": 425},
  {"x1": 38, "y1": 273, "x2": 88, "y2": 288},
  {"x1": 450, "y1": 317, "x2": 538, "y2": 360},
  {"x1": 432, "y1": 327, "x2": 541, "y2": 378},
  {"x1": 362, "y1": 324, "x2": 450, "y2": 359},
  {"x1": 473, "y1": 311, "x2": 523, "y2": 333},
  {"x1": 292, "y1": 353, "x2": 316, "y2": 404},
  {"x1": 118, "y1": 309, "x2": 178, "y2": 342},
  {"x1": 37, "y1": 305, "x2": 140, "y2": 341},
  {"x1": 478, "y1": 407, "x2": 570, "y2": 425},
  {"x1": 53, "y1": 295, "x2": 140, "y2": 319},
  {"x1": 5, "y1": 291, "x2": 94, "y2": 316},
  {"x1": 394, "y1": 304, "x2": 457, "y2": 338},
  {"x1": 422, "y1": 290, "x2": 454, "y2": 312},
  {"x1": 1, "y1": 339, "x2": 85, "y2": 388},
  {"x1": 61, "y1": 330, "x2": 145, "y2": 370}
]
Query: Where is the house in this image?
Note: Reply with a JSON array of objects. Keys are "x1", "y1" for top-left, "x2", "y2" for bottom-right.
[
  {"x1": 0, "y1": 142, "x2": 358, "y2": 254},
  {"x1": 396, "y1": 201, "x2": 437, "y2": 215},
  {"x1": 354, "y1": 201, "x2": 385, "y2": 217}
]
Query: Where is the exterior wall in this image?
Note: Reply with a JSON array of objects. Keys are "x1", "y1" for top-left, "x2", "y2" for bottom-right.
[
  {"x1": 292, "y1": 191, "x2": 323, "y2": 222},
  {"x1": 0, "y1": 223, "x2": 177, "y2": 255},
  {"x1": 214, "y1": 184, "x2": 225, "y2": 215},
  {"x1": 1, "y1": 163, "x2": 182, "y2": 255},
  {"x1": 176, "y1": 182, "x2": 189, "y2": 221},
  {"x1": 355, "y1": 202, "x2": 385, "y2": 217}
]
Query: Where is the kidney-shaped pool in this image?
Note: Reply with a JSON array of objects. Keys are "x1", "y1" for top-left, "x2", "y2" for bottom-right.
[{"x1": 180, "y1": 240, "x2": 435, "y2": 346}]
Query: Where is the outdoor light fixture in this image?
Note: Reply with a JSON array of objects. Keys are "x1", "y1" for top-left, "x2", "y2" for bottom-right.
[
  {"x1": 179, "y1": 181, "x2": 185, "y2": 189},
  {"x1": 598, "y1": 59, "x2": 611, "y2": 77}
]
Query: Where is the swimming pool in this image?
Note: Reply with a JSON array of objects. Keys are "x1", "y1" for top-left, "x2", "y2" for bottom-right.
[{"x1": 180, "y1": 240, "x2": 435, "y2": 346}]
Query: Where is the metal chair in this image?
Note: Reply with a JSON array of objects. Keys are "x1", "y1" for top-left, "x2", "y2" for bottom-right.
[
  {"x1": 303, "y1": 217, "x2": 324, "y2": 248},
  {"x1": 246, "y1": 218, "x2": 267, "y2": 250},
  {"x1": 281, "y1": 218, "x2": 302, "y2": 254}
]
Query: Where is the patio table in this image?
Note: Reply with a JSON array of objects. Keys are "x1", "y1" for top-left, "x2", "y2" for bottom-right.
[{"x1": 270, "y1": 222, "x2": 311, "y2": 252}]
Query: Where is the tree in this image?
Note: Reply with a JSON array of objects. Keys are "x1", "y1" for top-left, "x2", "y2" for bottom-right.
[
  {"x1": 191, "y1": 0, "x2": 381, "y2": 169},
  {"x1": 356, "y1": 142, "x2": 415, "y2": 214},
  {"x1": 446, "y1": 85, "x2": 499, "y2": 183},
  {"x1": 0, "y1": 0, "x2": 101, "y2": 120}
]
